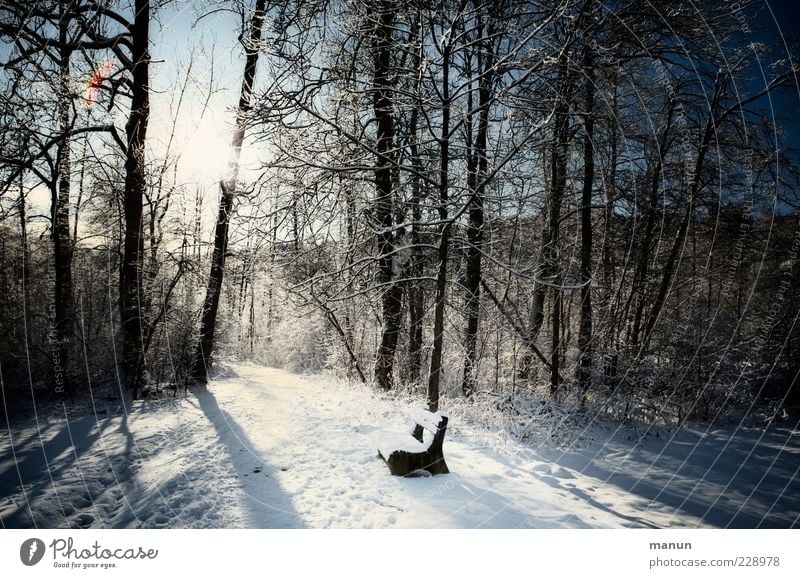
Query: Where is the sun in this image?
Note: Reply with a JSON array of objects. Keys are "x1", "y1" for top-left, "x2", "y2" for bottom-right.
[{"x1": 180, "y1": 119, "x2": 231, "y2": 183}]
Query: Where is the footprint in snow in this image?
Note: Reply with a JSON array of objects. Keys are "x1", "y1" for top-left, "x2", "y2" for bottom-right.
[
  {"x1": 72, "y1": 513, "x2": 94, "y2": 528},
  {"x1": 551, "y1": 467, "x2": 575, "y2": 479},
  {"x1": 73, "y1": 494, "x2": 92, "y2": 508},
  {"x1": 152, "y1": 514, "x2": 170, "y2": 526},
  {"x1": 531, "y1": 464, "x2": 575, "y2": 479}
]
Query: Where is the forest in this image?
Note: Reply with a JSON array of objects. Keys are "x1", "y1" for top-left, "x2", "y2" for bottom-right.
[{"x1": 2, "y1": 0, "x2": 799, "y2": 429}]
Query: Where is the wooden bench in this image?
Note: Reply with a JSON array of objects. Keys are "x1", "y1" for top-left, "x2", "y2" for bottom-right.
[{"x1": 377, "y1": 408, "x2": 450, "y2": 476}]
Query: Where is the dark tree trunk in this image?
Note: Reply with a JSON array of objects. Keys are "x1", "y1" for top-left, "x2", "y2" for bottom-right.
[
  {"x1": 372, "y1": 0, "x2": 403, "y2": 390},
  {"x1": 577, "y1": 37, "x2": 594, "y2": 393},
  {"x1": 427, "y1": 35, "x2": 453, "y2": 414},
  {"x1": 53, "y1": 2, "x2": 74, "y2": 395},
  {"x1": 602, "y1": 65, "x2": 618, "y2": 360},
  {"x1": 405, "y1": 8, "x2": 424, "y2": 387},
  {"x1": 406, "y1": 146, "x2": 424, "y2": 387},
  {"x1": 343, "y1": 177, "x2": 357, "y2": 373},
  {"x1": 193, "y1": 189, "x2": 234, "y2": 383},
  {"x1": 462, "y1": 9, "x2": 495, "y2": 398},
  {"x1": 193, "y1": 0, "x2": 267, "y2": 383},
  {"x1": 18, "y1": 174, "x2": 27, "y2": 272},
  {"x1": 551, "y1": 281, "x2": 562, "y2": 397},
  {"x1": 629, "y1": 212, "x2": 654, "y2": 346},
  {"x1": 121, "y1": 0, "x2": 150, "y2": 399},
  {"x1": 545, "y1": 65, "x2": 573, "y2": 396},
  {"x1": 18, "y1": 173, "x2": 30, "y2": 335}
]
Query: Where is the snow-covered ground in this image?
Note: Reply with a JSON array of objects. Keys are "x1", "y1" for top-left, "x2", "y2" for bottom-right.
[{"x1": 1, "y1": 364, "x2": 799, "y2": 528}]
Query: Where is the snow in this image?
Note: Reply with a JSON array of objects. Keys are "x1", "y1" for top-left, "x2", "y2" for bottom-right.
[
  {"x1": 376, "y1": 432, "x2": 426, "y2": 460},
  {"x1": 1, "y1": 363, "x2": 799, "y2": 528},
  {"x1": 407, "y1": 407, "x2": 448, "y2": 433},
  {"x1": 375, "y1": 407, "x2": 446, "y2": 459}
]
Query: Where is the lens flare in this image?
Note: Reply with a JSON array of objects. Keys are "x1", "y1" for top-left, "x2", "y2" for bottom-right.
[{"x1": 84, "y1": 59, "x2": 117, "y2": 106}]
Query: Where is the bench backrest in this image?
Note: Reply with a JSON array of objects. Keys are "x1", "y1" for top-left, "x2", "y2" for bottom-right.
[
  {"x1": 411, "y1": 407, "x2": 447, "y2": 432},
  {"x1": 408, "y1": 407, "x2": 448, "y2": 437}
]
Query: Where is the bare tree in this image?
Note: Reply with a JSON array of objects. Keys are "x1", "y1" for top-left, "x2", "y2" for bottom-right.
[
  {"x1": 461, "y1": 0, "x2": 498, "y2": 398},
  {"x1": 370, "y1": 0, "x2": 404, "y2": 391},
  {"x1": 193, "y1": 0, "x2": 268, "y2": 384}
]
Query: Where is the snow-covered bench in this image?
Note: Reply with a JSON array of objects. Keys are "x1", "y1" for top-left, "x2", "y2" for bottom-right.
[{"x1": 377, "y1": 408, "x2": 450, "y2": 476}]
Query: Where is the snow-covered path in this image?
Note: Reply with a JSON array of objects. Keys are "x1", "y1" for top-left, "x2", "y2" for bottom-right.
[
  {"x1": 2, "y1": 364, "x2": 799, "y2": 528},
  {"x1": 196, "y1": 365, "x2": 639, "y2": 529}
]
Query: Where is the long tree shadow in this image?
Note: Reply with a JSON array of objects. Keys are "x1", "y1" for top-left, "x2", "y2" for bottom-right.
[
  {"x1": 193, "y1": 386, "x2": 303, "y2": 528},
  {"x1": 96, "y1": 410, "x2": 152, "y2": 529},
  {"x1": 532, "y1": 471, "x2": 660, "y2": 528},
  {"x1": 0, "y1": 411, "x2": 112, "y2": 528},
  {"x1": 558, "y1": 425, "x2": 800, "y2": 528}
]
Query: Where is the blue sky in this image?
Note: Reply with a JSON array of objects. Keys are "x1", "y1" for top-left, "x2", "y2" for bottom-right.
[{"x1": 752, "y1": 0, "x2": 800, "y2": 153}]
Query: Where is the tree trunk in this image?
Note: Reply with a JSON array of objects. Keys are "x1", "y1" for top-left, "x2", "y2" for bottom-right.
[
  {"x1": 462, "y1": 10, "x2": 495, "y2": 398},
  {"x1": 18, "y1": 173, "x2": 30, "y2": 336},
  {"x1": 193, "y1": 0, "x2": 267, "y2": 383},
  {"x1": 405, "y1": 169, "x2": 424, "y2": 386},
  {"x1": 427, "y1": 36, "x2": 453, "y2": 413},
  {"x1": 627, "y1": 98, "x2": 676, "y2": 348},
  {"x1": 639, "y1": 84, "x2": 719, "y2": 357},
  {"x1": 372, "y1": 0, "x2": 403, "y2": 390},
  {"x1": 405, "y1": 8, "x2": 424, "y2": 387},
  {"x1": 522, "y1": 52, "x2": 574, "y2": 384},
  {"x1": 406, "y1": 173, "x2": 424, "y2": 385},
  {"x1": 602, "y1": 64, "x2": 618, "y2": 362},
  {"x1": 544, "y1": 65, "x2": 573, "y2": 396},
  {"x1": 121, "y1": 0, "x2": 150, "y2": 399},
  {"x1": 53, "y1": 2, "x2": 74, "y2": 395},
  {"x1": 577, "y1": 36, "x2": 594, "y2": 393},
  {"x1": 18, "y1": 173, "x2": 27, "y2": 273},
  {"x1": 324, "y1": 306, "x2": 367, "y2": 383},
  {"x1": 551, "y1": 280, "x2": 562, "y2": 397}
]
